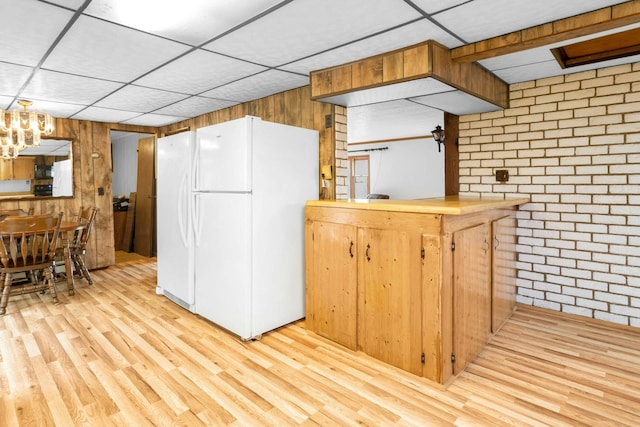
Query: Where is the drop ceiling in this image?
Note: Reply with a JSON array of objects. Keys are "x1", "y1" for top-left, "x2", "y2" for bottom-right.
[{"x1": 1, "y1": 0, "x2": 637, "y2": 129}]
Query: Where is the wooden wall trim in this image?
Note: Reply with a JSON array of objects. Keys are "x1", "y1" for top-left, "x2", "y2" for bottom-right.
[
  {"x1": 444, "y1": 112, "x2": 459, "y2": 196},
  {"x1": 309, "y1": 40, "x2": 508, "y2": 109},
  {"x1": 451, "y1": 0, "x2": 640, "y2": 63}
]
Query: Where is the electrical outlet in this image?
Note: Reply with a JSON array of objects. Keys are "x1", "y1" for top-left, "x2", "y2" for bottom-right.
[{"x1": 496, "y1": 170, "x2": 509, "y2": 182}]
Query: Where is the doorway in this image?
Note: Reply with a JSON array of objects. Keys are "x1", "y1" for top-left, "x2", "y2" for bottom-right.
[
  {"x1": 110, "y1": 131, "x2": 156, "y2": 259},
  {"x1": 349, "y1": 155, "x2": 370, "y2": 199}
]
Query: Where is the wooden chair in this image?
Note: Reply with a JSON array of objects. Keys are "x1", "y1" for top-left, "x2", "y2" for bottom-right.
[
  {"x1": 0, "y1": 212, "x2": 63, "y2": 315},
  {"x1": 0, "y1": 207, "x2": 35, "y2": 218},
  {"x1": 64, "y1": 207, "x2": 98, "y2": 285}
]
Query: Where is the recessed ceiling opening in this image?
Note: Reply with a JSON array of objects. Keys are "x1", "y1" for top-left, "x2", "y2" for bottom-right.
[{"x1": 552, "y1": 27, "x2": 640, "y2": 69}]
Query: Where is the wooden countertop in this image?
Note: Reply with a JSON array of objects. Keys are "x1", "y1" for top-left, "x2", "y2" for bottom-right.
[{"x1": 306, "y1": 195, "x2": 530, "y2": 215}]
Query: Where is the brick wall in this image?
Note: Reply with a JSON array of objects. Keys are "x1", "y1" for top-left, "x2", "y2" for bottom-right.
[
  {"x1": 335, "y1": 105, "x2": 349, "y2": 200},
  {"x1": 459, "y1": 62, "x2": 640, "y2": 327}
]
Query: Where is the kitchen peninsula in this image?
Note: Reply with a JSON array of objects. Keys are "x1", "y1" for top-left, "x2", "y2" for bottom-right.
[{"x1": 305, "y1": 196, "x2": 529, "y2": 385}]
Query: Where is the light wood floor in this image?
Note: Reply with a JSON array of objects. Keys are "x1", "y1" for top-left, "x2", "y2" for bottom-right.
[{"x1": 1, "y1": 259, "x2": 639, "y2": 426}]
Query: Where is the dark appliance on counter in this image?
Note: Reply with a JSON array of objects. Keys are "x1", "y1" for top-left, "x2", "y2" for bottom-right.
[
  {"x1": 34, "y1": 184, "x2": 53, "y2": 197},
  {"x1": 34, "y1": 165, "x2": 54, "y2": 179}
]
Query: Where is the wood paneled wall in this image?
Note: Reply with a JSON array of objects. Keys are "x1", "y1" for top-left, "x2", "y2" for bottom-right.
[
  {"x1": 0, "y1": 119, "x2": 157, "y2": 269},
  {"x1": 0, "y1": 86, "x2": 337, "y2": 269},
  {"x1": 159, "y1": 85, "x2": 336, "y2": 200}
]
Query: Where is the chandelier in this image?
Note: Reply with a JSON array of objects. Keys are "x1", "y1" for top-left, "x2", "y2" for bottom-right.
[{"x1": 0, "y1": 100, "x2": 55, "y2": 159}]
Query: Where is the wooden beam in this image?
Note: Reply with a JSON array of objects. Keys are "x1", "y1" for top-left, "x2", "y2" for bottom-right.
[
  {"x1": 310, "y1": 40, "x2": 509, "y2": 109},
  {"x1": 451, "y1": 0, "x2": 640, "y2": 63}
]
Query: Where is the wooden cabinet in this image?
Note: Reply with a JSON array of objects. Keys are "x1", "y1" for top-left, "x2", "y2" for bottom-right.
[
  {"x1": 14, "y1": 157, "x2": 35, "y2": 180},
  {"x1": 451, "y1": 222, "x2": 491, "y2": 375},
  {"x1": 491, "y1": 215, "x2": 518, "y2": 332},
  {"x1": 305, "y1": 221, "x2": 358, "y2": 349},
  {"x1": 0, "y1": 157, "x2": 35, "y2": 180},
  {"x1": 305, "y1": 200, "x2": 522, "y2": 384},
  {"x1": 358, "y1": 227, "x2": 423, "y2": 375}
]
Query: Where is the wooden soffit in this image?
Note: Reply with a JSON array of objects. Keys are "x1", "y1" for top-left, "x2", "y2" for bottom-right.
[
  {"x1": 310, "y1": 40, "x2": 509, "y2": 110},
  {"x1": 452, "y1": 0, "x2": 640, "y2": 63}
]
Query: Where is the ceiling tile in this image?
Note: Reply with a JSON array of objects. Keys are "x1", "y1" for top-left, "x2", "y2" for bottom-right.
[
  {"x1": 348, "y1": 99, "x2": 443, "y2": 142},
  {"x1": 201, "y1": 70, "x2": 309, "y2": 102},
  {"x1": 0, "y1": 95, "x2": 15, "y2": 110},
  {"x1": 19, "y1": 99, "x2": 86, "y2": 119},
  {"x1": 95, "y1": 85, "x2": 190, "y2": 112},
  {"x1": 153, "y1": 96, "x2": 239, "y2": 117},
  {"x1": 281, "y1": 20, "x2": 463, "y2": 75},
  {"x1": 204, "y1": 0, "x2": 422, "y2": 67},
  {"x1": 71, "y1": 106, "x2": 142, "y2": 123},
  {"x1": 20, "y1": 70, "x2": 124, "y2": 105},
  {"x1": 410, "y1": 0, "x2": 475, "y2": 15},
  {"x1": 411, "y1": 90, "x2": 502, "y2": 115},
  {"x1": 42, "y1": 15, "x2": 191, "y2": 82},
  {"x1": 45, "y1": 0, "x2": 87, "y2": 9},
  {"x1": 84, "y1": 0, "x2": 284, "y2": 46},
  {"x1": 435, "y1": 0, "x2": 631, "y2": 43},
  {"x1": 320, "y1": 78, "x2": 454, "y2": 107},
  {"x1": 0, "y1": 63, "x2": 33, "y2": 96},
  {"x1": 0, "y1": 1, "x2": 73, "y2": 67},
  {"x1": 122, "y1": 113, "x2": 188, "y2": 127},
  {"x1": 135, "y1": 49, "x2": 267, "y2": 94}
]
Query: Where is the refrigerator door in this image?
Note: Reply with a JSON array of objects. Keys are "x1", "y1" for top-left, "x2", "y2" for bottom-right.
[
  {"x1": 156, "y1": 131, "x2": 195, "y2": 310},
  {"x1": 250, "y1": 120, "x2": 319, "y2": 336},
  {"x1": 194, "y1": 117, "x2": 253, "y2": 192},
  {"x1": 193, "y1": 192, "x2": 252, "y2": 339}
]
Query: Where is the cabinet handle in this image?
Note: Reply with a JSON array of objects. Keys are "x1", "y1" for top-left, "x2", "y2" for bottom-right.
[
  {"x1": 494, "y1": 236, "x2": 499, "y2": 250},
  {"x1": 366, "y1": 244, "x2": 371, "y2": 262},
  {"x1": 349, "y1": 241, "x2": 354, "y2": 258},
  {"x1": 484, "y1": 238, "x2": 489, "y2": 254}
]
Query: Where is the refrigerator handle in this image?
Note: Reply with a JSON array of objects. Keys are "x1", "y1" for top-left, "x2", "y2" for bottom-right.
[
  {"x1": 192, "y1": 193, "x2": 202, "y2": 247},
  {"x1": 192, "y1": 136, "x2": 200, "y2": 191},
  {"x1": 177, "y1": 172, "x2": 189, "y2": 248}
]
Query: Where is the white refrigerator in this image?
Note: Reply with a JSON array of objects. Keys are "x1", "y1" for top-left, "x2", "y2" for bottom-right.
[{"x1": 156, "y1": 116, "x2": 319, "y2": 340}]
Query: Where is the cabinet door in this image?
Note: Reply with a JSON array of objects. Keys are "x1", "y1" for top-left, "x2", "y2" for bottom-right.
[
  {"x1": 0, "y1": 159, "x2": 12, "y2": 180},
  {"x1": 306, "y1": 221, "x2": 358, "y2": 349},
  {"x1": 492, "y1": 215, "x2": 517, "y2": 332},
  {"x1": 359, "y1": 228, "x2": 423, "y2": 375},
  {"x1": 13, "y1": 157, "x2": 35, "y2": 180},
  {"x1": 452, "y1": 222, "x2": 491, "y2": 375}
]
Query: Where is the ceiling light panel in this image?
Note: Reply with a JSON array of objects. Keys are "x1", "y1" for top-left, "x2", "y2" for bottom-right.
[
  {"x1": 281, "y1": 20, "x2": 462, "y2": 75},
  {"x1": 201, "y1": 70, "x2": 309, "y2": 103},
  {"x1": 135, "y1": 49, "x2": 267, "y2": 94},
  {"x1": 20, "y1": 70, "x2": 124, "y2": 105},
  {"x1": 348, "y1": 99, "x2": 443, "y2": 142},
  {"x1": 0, "y1": 1, "x2": 73, "y2": 67},
  {"x1": 84, "y1": 0, "x2": 285, "y2": 46},
  {"x1": 153, "y1": 96, "x2": 239, "y2": 118},
  {"x1": 204, "y1": 0, "x2": 421, "y2": 67},
  {"x1": 95, "y1": 85, "x2": 190, "y2": 112},
  {"x1": 320, "y1": 78, "x2": 454, "y2": 107},
  {"x1": 434, "y1": 0, "x2": 631, "y2": 43},
  {"x1": 42, "y1": 15, "x2": 191, "y2": 82},
  {"x1": 411, "y1": 91, "x2": 501, "y2": 115}
]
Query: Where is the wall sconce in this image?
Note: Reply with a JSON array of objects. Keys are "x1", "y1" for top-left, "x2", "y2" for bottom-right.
[{"x1": 431, "y1": 125, "x2": 445, "y2": 152}]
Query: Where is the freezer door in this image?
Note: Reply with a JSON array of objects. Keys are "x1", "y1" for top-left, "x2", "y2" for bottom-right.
[
  {"x1": 156, "y1": 131, "x2": 195, "y2": 309},
  {"x1": 194, "y1": 117, "x2": 253, "y2": 192},
  {"x1": 193, "y1": 192, "x2": 252, "y2": 339}
]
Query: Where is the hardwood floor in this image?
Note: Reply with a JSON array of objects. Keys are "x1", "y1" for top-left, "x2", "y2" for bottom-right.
[{"x1": 0, "y1": 258, "x2": 638, "y2": 426}]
